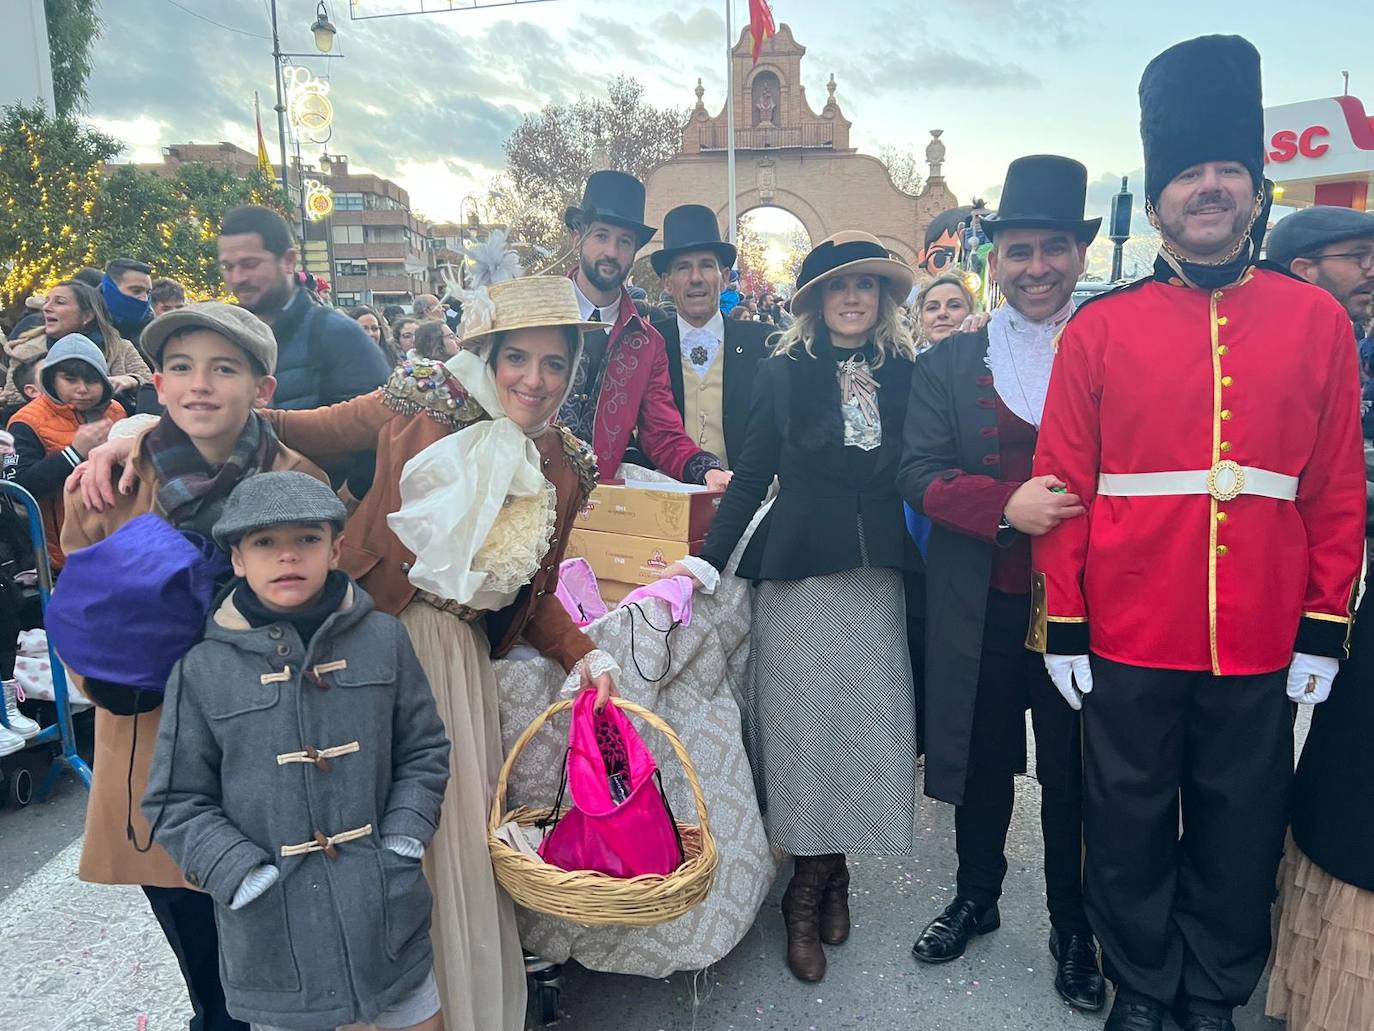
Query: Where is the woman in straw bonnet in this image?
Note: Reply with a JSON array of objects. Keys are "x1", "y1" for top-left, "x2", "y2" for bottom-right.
[
  {"x1": 80, "y1": 252, "x2": 613, "y2": 1031},
  {"x1": 666, "y1": 231, "x2": 923, "y2": 983},
  {"x1": 266, "y1": 270, "x2": 612, "y2": 1031}
]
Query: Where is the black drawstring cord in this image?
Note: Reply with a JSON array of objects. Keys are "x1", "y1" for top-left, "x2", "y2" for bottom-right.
[{"x1": 623, "y1": 602, "x2": 680, "y2": 684}]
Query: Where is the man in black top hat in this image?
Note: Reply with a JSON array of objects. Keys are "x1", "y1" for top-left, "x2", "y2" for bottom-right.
[
  {"x1": 899, "y1": 154, "x2": 1105, "y2": 1012},
  {"x1": 559, "y1": 171, "x2": 728, "y2": 487},
  {"x1": 648, "y1": 204, "x2": 772, "y2": 470},
  {"x1": 1029, "y1": 36, "x2": 1365, "y2": 1031}
]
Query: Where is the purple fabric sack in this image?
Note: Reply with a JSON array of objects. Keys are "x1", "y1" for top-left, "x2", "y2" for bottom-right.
[{"x1": 47, "y1": 513, "x2": 226, "y2": 695}]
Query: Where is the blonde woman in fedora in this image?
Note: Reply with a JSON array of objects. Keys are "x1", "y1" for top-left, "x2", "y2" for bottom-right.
[
  {"x1": 78, "y1": 273, "x2": 616, "y2": 1031},
  {"x1": 665, "y1": 232, "x2": 923, "y2": 982}
]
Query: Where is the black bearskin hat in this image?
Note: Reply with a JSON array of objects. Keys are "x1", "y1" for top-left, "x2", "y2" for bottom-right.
[{"x1": 1139, "y1": 35, "x2": 1264, "y2": 204}]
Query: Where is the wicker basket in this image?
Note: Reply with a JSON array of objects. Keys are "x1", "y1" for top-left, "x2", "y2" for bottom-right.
[{"x1": 487, "y1": 697, "x2": 719, "y2": 927}]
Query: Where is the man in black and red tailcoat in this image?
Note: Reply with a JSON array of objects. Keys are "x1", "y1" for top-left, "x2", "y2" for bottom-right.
[
  {"x1": 1029, "y1": 36, "x2": 1366, "y2": 1031},
  {"x1": 899, "y1": 154, "x2": 1105, "y2": 1013}
]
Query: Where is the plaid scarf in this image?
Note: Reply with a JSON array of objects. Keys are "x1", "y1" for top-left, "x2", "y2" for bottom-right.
[{"x1": 146, "y1": 412, "x2": 281, "y2": 538}]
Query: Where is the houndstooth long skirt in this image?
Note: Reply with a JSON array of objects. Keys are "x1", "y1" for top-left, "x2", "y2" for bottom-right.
[{"x1": 742, "y1": 565, "x2": 917, "y2": 857}]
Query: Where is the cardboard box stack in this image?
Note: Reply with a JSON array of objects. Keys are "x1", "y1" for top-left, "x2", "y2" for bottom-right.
[{"x1": 570, "y1": 481, "x2": 724, "y2": 605}]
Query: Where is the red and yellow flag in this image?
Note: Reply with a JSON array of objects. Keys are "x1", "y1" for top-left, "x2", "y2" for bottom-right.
[
  {"x1": 254, "y1": 93, "x2": 273, "y2": 177},
  {"x1": 748, "y1": 0, "x2": 776, "y2": 64}
]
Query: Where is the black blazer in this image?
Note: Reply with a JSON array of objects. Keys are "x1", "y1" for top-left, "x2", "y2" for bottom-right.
[
  {"x1": 699, "y1": 338, "x2": 921, "y2": 581},
  {"x1": 1293, "y1": 589, "x2": 1374, "y2": 891},
  {"x1": 650, "y1": 316, "x2": 773, "y2": 466},
  {"x1": 898, "y1": 329, "x2": 1028, "y2": 806}
]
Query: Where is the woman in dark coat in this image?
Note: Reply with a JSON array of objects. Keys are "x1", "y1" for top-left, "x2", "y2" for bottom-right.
[
  {"x1": 670, "y1": 232, "x2": 922, "y2": 983},
  {"x1": 1267, "y1": 564, "x2": 1374, "y2": 1030}
]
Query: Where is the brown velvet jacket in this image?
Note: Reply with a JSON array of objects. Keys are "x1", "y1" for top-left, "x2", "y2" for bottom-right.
[{"x1": 264, "y1": 358, "x2": 600, "y2": 672}]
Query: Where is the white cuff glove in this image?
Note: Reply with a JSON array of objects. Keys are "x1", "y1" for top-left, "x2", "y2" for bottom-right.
[
  {"x1": 382, "y1": 834, "x2": 425, "y2": 859},
  {"x1": 559, "y1": 648, "x2": 621, "y2": 697},
  {"x1": 674, "y1": 555, "x2": 720, "y2": 595},
  {"x1": 1044, "y1": 654, "x2": 1093, "y2": 711},
  {"x1": 1286, "y1": 652, "x2": 1338, "y2": 705},
  {"x1": 230, "y1": 864, "x2": 279, "y2": 910}
]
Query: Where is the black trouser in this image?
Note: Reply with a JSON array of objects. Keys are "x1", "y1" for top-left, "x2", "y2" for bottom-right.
[
  {"x1": 955, "y1": 591, "x2": 1088, "y2": 933},
  {"x1": 1083, "y1": 656, "x2": 1292, "y2": 1015},
  {"x1": 142, "y1": 885, "x2": 247, "y2": 1031}
]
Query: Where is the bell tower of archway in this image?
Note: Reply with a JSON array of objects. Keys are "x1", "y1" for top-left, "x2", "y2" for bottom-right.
[{"x1": 645, "y1": 23, "x2": 958, "y2": 272}]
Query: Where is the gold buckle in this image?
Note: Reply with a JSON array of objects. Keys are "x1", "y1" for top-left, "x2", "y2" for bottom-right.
[{"x1": 1207, "y1": 460, "x2": 1245, "y2": 502}]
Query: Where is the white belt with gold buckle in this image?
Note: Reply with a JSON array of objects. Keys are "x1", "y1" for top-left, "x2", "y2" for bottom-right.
[{"x1": 1097, "y1": 461, "x2": 1298, "y2": 502}]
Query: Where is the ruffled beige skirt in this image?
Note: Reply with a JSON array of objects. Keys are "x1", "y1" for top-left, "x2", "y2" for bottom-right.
[
  {"x1": 1267, "y1": 836, "x2": 1374, "y2": 1031},
  {"x1": 400, "y1": 601, "x2": 526, "y2": 1031}
]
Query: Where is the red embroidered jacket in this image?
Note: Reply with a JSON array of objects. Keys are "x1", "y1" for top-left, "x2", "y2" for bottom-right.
[
  {"x1": 1029, "y1": 267, "x2": 1365, "y2": 675},
  {"x1": 562, "y1": 276, "x2": 716, "y2": 483}
]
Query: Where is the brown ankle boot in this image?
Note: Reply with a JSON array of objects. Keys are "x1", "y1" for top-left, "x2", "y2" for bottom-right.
[
  {"x1": 781, "y1": 857, "x2": 829, "y2": 982},
  {"x1": 819, "y1": 854, "x2": 850, "y2": 945}
]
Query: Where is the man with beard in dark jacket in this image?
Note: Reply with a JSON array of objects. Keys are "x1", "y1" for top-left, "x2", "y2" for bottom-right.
[{"x1": 217, "y1": 205, "x2": 389, "y2": 411}]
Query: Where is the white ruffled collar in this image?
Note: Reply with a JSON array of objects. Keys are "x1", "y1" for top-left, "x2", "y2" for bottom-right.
[{"x1": 983, "y1": 299, "x2": 1074, "y2": 427}]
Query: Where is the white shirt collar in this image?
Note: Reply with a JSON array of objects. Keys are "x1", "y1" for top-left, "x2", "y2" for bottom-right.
[
  {"x1": 572, "y1": 278, "x2": 622, "y2": 327},
  {"x1": 984, "y1": 298, "x2": 1076, "y2": 427},
  {"x1": 676, "y1": 310, "x2": 724, "y2": 345}
]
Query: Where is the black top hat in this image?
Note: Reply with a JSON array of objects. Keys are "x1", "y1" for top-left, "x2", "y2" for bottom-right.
[
  {"x1": 564, "y1": 170, "x2": 656, "y2": 250},
  {"x1": 1139, "y1": 35, "x2": 1263, "y2": 204},
  {"x1": 649, "y1": 204, "x2": 738, "y2": 275},
  {"x1": 979, "y1": 155, "x2": 1101, "y2": 244}
]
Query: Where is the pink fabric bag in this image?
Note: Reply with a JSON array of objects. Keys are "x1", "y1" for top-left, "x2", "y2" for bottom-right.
[
  {"x1": 537, "y1": 689, "x2": 685, "y2": 878},
  {"x1": 554, "y1": 557, "x2": 607, "y2": 627},
  {"x1": 619, "y1": 575, "x2": 695, "y2": 625}
]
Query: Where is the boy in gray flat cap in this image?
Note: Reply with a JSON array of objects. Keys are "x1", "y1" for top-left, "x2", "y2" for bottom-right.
[{"x1": 143, "y1": 470, "x2": 451, "y2": 1031}]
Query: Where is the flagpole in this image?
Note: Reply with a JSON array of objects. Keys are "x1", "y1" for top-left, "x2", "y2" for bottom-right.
[{"x1": 725, "y1": 0, "x2": 737, "y2": 244}]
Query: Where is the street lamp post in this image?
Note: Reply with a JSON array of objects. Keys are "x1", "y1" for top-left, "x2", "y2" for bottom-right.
[
  {"x1": 270, "y1": 0, "x2": 290, "y2": 193},
  {"x1": 268, "y1": 1, "x2": 340, "y2": 208},
  {"x1": 1108, "y1": 175, "x2": 1133, "y2": 283}
]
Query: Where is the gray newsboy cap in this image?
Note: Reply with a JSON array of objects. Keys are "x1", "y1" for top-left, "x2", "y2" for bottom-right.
[
  {"x1": 213, "y1": 471, "x2": 347, "y2": 547},
  {"x1": 1266, "y1": 206, "x2": 1374, "y2": 270},
  {"x1": 142, "y1": 300, "x2": 278, "y2": 374}
]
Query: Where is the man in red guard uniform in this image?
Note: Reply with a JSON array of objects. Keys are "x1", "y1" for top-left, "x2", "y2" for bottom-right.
[
  {"x1": 900, "y1": 154, "x2": 1104, "y2": 1013},
  {"x1": 1028, "y1": 36, "x2": 1366, "y2": 1031}
]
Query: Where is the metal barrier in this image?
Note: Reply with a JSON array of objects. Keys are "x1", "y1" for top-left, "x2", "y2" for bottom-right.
[{"x1": 0, "y1": 480, "x2": 92, "y2": 799}]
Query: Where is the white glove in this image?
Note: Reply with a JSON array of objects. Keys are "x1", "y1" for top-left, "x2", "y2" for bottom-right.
[
  {"x1": 1286, "y1": 652, "x2": 1338, "y2": 705},
  {"x1": 230, "y1": 864, "x2": 279, "y2": 910},
  {"x1": 382, "y1": 834, "x2": 425, "y2": 860},
  {"x1": 1044, "y1": 654, "x2": 1093, "y2": 711}
]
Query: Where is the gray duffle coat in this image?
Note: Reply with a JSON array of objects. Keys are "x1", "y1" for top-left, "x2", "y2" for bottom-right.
[{"x1": 142, "y1": 580, "x2": 451, "y2": 1029}]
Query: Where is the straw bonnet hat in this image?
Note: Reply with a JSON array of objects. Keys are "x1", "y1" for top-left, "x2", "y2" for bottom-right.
[
  {"x1": 459, "y1": 276, "x2": 600, "y2": 348},
  {"x1": 788, "y1": 231, "x2": 916, "y2": 313}
]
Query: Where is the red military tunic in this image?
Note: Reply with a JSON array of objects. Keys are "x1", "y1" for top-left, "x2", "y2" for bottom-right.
[{"x1": 1029, "y1": 267, "x2": 1365, "y2": 675}]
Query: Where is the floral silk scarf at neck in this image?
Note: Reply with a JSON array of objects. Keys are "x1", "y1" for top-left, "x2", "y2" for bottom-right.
[{"x1": 147, "y1": 412, "x2": 282, "y2": 539}]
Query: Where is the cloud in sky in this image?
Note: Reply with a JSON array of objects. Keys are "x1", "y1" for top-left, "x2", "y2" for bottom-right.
[{"x1": 79, "y1": 0, "x2": 1374, "y2": 223}]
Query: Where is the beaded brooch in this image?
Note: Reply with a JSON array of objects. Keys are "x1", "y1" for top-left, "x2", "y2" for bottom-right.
[
  {"x1": 556, "y1": 425, "x2": 600, "y2": 501},
  {"x1": 380, "y1": 358, "x2": 486, "y2": 429}
]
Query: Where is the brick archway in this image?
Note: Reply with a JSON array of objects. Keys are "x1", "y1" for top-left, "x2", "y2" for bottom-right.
[{"x1": 642, "y1": 23, "x2": 956, "y2": 276}]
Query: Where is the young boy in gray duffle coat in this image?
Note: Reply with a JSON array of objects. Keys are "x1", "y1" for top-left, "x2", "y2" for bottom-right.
[{"x1": 143, "y1": 471, "x2": 451, "y2": 1031}]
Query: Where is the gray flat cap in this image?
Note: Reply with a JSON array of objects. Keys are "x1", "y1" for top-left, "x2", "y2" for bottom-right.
[
  {"x1": 1266, "y1": 206, "x2": 1374, "y2": 270},
  {"x1": 142, "y1": 300, "x2": 278, "y2": 374},
  {"x1": 213, "y1": 471, "x2": 347, "y2": 547}
]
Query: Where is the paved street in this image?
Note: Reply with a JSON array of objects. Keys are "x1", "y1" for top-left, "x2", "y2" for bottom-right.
[{"x1": 0, "y1": 714, "x2": 1300, "y2": 1031}]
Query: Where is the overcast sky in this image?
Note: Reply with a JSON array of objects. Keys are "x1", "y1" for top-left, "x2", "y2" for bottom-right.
[{"x1": 85, "y1": 0, "x2": 1370, "y2": 233}]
